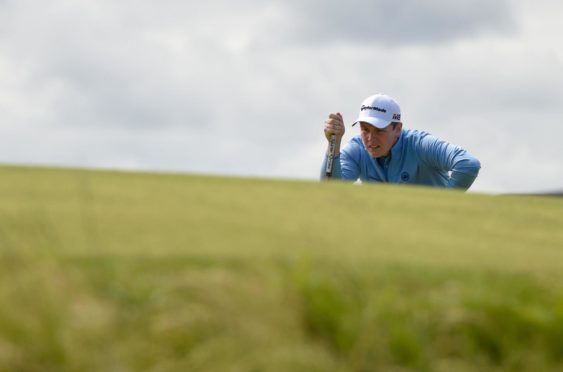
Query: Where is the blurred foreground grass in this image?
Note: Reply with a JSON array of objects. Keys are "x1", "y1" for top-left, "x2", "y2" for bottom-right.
[{"x1": 1, "y1": 165, "x2": 563, "y2": 371}]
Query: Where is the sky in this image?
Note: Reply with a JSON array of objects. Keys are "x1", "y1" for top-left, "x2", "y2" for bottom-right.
[{"x1": 1, "y1": 0, "x2": 562, "y2": 194}]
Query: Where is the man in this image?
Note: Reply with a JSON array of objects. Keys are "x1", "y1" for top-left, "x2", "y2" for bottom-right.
[{"x1": 321, "y1": 93, "x2": 480, "y2": 190}]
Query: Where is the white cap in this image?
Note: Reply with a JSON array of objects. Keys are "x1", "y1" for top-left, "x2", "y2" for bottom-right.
[{"x1": 352, "y1": 94, "x2": 402, "y2": 129}]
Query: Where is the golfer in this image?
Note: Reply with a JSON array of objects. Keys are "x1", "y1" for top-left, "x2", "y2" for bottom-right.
[{"x1": 321, "y1": 94, "x2": 480, "y2": 190}]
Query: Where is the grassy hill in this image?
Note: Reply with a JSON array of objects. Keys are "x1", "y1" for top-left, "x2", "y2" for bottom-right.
[{"x1": 1, "y1": 165, "x2": 563, "y2": 371}]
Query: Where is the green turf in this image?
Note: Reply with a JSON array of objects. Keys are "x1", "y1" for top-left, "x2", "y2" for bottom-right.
[{"x1": 1, "y1": 165, "x2": 563, "y2": 371}]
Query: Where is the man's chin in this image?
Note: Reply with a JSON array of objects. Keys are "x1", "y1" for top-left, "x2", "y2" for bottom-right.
[{"x1": 363, "y1": 144, "x2": 385, "y2": 157}]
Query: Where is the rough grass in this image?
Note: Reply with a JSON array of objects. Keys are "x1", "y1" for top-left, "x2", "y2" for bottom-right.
[{"x1": 1, "y1": 165, "x2": 562, "y2": 371}]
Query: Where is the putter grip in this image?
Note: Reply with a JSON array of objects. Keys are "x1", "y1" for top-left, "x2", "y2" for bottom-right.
[{"x1": 325, "y1": 134, "x2": 336, "y2": 178}]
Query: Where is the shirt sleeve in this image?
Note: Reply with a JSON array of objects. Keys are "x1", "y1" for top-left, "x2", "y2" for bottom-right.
[
  {"x1": 320, "y1": 140, "x2": 362, "y2": 181},
  {"x1": 415, "y1": 133, "x2": 481, "y2": 190},
  {"x1": 320, "y1": 154, "x2": 342, "y2": 179}
]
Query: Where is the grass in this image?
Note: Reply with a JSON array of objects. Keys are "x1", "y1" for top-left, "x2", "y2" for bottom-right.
[{"x1": 1, "y1": 164, "x2": 563, "y2": 371}]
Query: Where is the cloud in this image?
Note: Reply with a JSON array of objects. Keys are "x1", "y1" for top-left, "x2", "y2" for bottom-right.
[
  {"x1": 278, "y1": 0, "x2": 517, "y2": 47},
  {"x1": 0, "y1": 0, "x2": 218, "y2": 130},
  {"x1": 0, "y1": 0, "x2": 518, "y2": 133}
]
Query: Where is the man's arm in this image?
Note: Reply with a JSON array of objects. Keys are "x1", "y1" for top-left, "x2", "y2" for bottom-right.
[
  {"x1": 416, "y1": 132, "x2": 481, "y2": 190},
  {"x1": 321, "y1": 112, "x2": 364, "y2": 181}
]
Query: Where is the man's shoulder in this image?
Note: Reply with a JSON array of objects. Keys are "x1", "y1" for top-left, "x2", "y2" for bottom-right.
[
  {"x1": 342, "y1": 135, "x2": 366, "y2": 158},
  {"x1": 401, "y1": 129, "x2": 435, "y2": 148},
  {"x1": 349, "y1": 135, "x2": 363, "y2": 144},
  {"x1": 402, "y1": 128, "x2": 431, "y2": 140},
  {"x1": 346, "y1": 135, "x2": 365, "y2": 149}
]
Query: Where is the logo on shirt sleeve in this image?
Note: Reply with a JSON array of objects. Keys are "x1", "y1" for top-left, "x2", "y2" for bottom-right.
[{"x1": 400, "y1": 171, "x2": 410, "y2": 182}]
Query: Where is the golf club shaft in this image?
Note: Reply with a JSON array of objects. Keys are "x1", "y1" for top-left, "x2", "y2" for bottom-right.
[{"x1": 325, "y1": 134, "x2": 336, "y2": 178}]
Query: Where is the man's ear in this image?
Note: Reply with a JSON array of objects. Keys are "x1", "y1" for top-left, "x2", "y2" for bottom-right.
[{"x1": 394, "y1": 122, "x2": 403, "y2": 135}]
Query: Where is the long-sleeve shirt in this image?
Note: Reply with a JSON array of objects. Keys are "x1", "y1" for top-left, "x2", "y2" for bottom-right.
[{"x1": 321, "y1": 129, "x2": 481, "y2": 190}]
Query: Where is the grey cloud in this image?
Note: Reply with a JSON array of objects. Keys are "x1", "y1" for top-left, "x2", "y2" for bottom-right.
[
  {"x1": 9, "y1": 52, "x2": 212, "y2": 131},
  {"x1": 43, "y1": 61, "x2": 210, "y2": 131},
  {"x1": 404, "y1": 49, "x2": 563, "y2": 124},
  {"x1": 279, "y1": 0, "x2": 517, "y2": 46},
  {"x1": 1, "y1": 0, "x2": 215, "y2": 131}
]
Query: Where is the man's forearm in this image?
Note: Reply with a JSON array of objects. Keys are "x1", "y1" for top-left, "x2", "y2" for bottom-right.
[
  {"x1": 449, "y1": 157, "x2": 481, "y2": 190},
  {"x1": 321, "y1": 154, "x2": 342, "y2": 180}
]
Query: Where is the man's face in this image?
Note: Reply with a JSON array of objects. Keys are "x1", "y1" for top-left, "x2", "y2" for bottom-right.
[{"x1": 360, "y1": 122, "x2": 402, "y2": 158}]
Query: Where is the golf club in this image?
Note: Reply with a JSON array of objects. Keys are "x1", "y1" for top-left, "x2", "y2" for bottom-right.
[{"x1": 325, "y1": 134, "x2": 336, "y2": 178}]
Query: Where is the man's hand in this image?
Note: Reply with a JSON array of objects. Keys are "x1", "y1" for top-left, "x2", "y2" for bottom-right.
[
  {"x1": 324, "y1": 112, "x2": 344, "y2": 157},
  {"x1": 324, "y1": 112, "x2": 345, "y2": 141}
]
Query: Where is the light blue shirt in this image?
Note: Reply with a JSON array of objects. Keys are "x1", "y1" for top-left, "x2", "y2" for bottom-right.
[{"x1": 321, "y1": 129, "x2": 481, "y2": 190}]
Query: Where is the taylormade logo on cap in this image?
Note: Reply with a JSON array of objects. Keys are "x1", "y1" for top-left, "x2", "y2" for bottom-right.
[
  {"x1": 353, "y1": 94, "x2": 401, "y2": 129},
  {"x1": 361, "y1": 105, "x2": 386, "y2": 113}
]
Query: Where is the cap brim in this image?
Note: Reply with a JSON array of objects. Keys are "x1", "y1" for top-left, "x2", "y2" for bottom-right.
[{"x1": 352, "y1": 117, "x2": 393, "y2": 129}]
